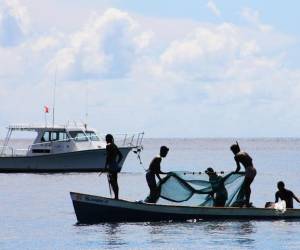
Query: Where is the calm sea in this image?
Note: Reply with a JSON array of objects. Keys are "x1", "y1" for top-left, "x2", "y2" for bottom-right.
[{"x1": 1, "y1": 138, "x2": 300, "y2": 249}]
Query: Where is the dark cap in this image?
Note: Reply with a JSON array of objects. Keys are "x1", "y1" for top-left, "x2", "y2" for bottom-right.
[
  {"x1": 277, "y1": 181, "x2": 285, "y2": 188},
  {"x1": 230, "y1": 142, "x2": 240, "y2": 153},
  {"x1": 205, "y1": 167, "x2": 215, "y2": 174},
  {"x1": 105, "y1": 134, "x2": 114, "y2": 143},
  {"x1": 160, "y1": 146, "x2": 169, "y2": 152}
]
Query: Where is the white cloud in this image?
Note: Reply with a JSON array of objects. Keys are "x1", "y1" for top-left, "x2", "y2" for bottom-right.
[
  {"x1": 47, "y1": 8, "x2": 153, "y2": 80},
  {"x1": 0, "y1": 0, "x2": 30, "y2": 47},
  {"x1": 207, "y1": 0, "x2": 221, "y2": 17},
  {"x1": 31, "y1": 36, "x2": 60, "y2": 52},
  {"x1": 241, "y1": 7, "x2": 272, "y2": 32}
]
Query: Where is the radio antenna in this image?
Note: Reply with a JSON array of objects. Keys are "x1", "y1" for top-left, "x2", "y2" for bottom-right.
[
  {"x1": 85, "y1": 83, "x2": 89, "y2": 128},
  {"x1": 52, "y1": 65, "x2": 57, "y2": 127}
]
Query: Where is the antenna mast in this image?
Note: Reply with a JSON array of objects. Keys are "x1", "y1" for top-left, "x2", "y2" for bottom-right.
[
  {"x1": 52, "y1": 66, "x2": 57, "y2": 127},
  {"x1": 85, "y1": 83, "x2": 88, "y2": 128}
]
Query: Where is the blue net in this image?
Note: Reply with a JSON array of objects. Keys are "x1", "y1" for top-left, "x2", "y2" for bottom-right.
[{"x1": 157, "y1": 171, "x2": 245, "y2": 207}]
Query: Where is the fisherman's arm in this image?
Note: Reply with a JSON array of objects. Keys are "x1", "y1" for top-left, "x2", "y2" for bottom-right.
[
  {"x1": 156, "y1": 163, "x2": 165, "y2": 180},
  {"x1": 234, "y1": 159, "x2": 241, "y2": 172},
  {"x1": 275, "y1": 192, "x2": 279, "y2": 203},
  {"x1": 117, "y1": 147, "x2": 123, "y2": 164},
  {"x1": 222, "y1": 172, "x2": 234, "y2": 182},
  {"x1": 156, "y1": 173, "x2": 162, "y2": 181},
  {"x1": 159, "y1": 169, "x2": 168, "y2": 175},
  {"x1": 292, "y1": 193, "x2": 300, "y2": 203},
  {"x1": 104, "y1": 145, "x2": 109, "y2": 171},
  {"x1": 158, "y1": 160, "x2": 167, "y2": 175}
]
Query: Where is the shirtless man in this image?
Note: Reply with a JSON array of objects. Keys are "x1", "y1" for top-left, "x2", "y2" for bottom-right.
[
  {"x1": 275, "y1": 181, "x2": 300, "y2": 208},
  {"x1": 230, "y1": 142, "x2": 257, "y2": 207},
  {"x1": 144, "y1": 146, "x2": 169, "y2": 203}
]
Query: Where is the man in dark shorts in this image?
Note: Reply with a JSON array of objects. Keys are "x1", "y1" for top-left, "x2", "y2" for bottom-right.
[
  {"x1": 275, "y1": 181, "x2": 300, "y2": 208},
  {"x1": 230, "y1": 142, "x2": 257, "y2": 207},
  {"x1": 105, "y1": 134, "x2": 123, "y2": 199},
  {"x1": 144, "y1": 146, "x2": 169, "y2": 203},
  {"x1": 205, "y1": 167, "x2": 228, "y2": 207}
]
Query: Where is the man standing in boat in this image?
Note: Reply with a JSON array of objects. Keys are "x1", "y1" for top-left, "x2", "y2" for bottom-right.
[
  {"x1": 105, "y1": 134, "x2": 123, "y2": 200},
  {"x1": 230, "y1": 142, "x2": 257, "y2": 207},
  {"x1": 144, "y1": 146, "x2": 169, "y2": 203},
  {"x1": 275, "y1": 181, "x2": 300, "y2": 208}
]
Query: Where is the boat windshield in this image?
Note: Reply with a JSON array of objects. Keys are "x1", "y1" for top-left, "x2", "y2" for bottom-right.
[
  {"x1": 85, "y1": 131, "x2": 100, "y2": 141},
  {"x1": 69, "y1": 131, "x2": 88, "y2": 141}
]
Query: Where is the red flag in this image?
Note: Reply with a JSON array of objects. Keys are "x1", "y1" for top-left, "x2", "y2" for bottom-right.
[{"x1": 44, "y1": 105, "x2": 49, "y2": 113}]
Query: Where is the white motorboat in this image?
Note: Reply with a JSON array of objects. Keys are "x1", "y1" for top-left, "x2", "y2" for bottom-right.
[{"x1": 0, "y1": 124, "x2": 143, "y2": 172}]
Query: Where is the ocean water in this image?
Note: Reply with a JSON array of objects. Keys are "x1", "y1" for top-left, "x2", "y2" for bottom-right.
[{"x1": 1, "y1": 138, "x2": 300, "y2": 249}]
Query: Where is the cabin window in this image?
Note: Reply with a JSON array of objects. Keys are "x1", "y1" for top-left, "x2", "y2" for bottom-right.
[
  {"x1": 69, "y1": 131, "x2": 88, "y2": 141},
  {"x1": 50, "y1": 132, "x2": 58, "y2": 141},
  {"x1": 85, "y1": 131, "x2": 100, "y2": 141},
  {"x1": 42, "y1": 131, "x2": 68, "y2": 142},
  {"x1": 41, "y1": 132, "x2": 50, "y2": 142},
  {"x1": 58, "y1": 132, "x2": 68, "y2": 141}
]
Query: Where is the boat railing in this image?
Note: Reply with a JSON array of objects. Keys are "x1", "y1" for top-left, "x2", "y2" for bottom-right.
[
  {"x1": 26, "y1": 132, "x2": 144, "y2": 151},
  {"x1": 99, "y1": 132, "x2": 144, "y2": 148},
  {"x1": 0, "y1": 146, "x2": 14, "y2": 156},
  {"x1": 13, "y1": 149, "x2": 29, "y2": 156},
  {"x1": 0, "y1": 146, "x2": 29, "y2": 157}
]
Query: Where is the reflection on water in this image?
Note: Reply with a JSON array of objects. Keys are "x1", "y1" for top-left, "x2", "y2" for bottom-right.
[
  {"x1": 235, "y1": 221, "x2": 256, "y2": 246},
  {"x1": 104, "y1": 223, "x2": 126, "y2": 247},
  {"x1": 201, "y1": 221, "x2": 256, "y2": 248},
  {"x1": 203, "y1": 221, "x2": 228, "y2": 233}
]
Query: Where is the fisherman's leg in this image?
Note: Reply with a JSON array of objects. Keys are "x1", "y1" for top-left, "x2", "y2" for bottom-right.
[
  {"x1": 214, "y1": 194, "x2": 227, "y2": 207},
  {"x1": 109, "y1": 172, "x2": 119, "y2": 199},
  {"x1": 152, "y1": 185, "x2": 161, "y2": 204},
  {"x1": 145, "y1": 173, "x2": 157, "y2": 203},
  {"x1": 244, "y1": 177, "x2": 254, "y2": 206},
  {"x1": 244, "y1": 168, "x2": 256, "y2": 206},
  {"x1": 235, "y1": 181, "x2": 246, "y2": 206},
  {"x1": 145, "y1": 184, "x2": 157, "y2": 203}
]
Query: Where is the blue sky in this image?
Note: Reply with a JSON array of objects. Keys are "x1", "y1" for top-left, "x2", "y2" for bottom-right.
[{"x1": 0, "y1": 0, "x2": 300, "y2": 137}]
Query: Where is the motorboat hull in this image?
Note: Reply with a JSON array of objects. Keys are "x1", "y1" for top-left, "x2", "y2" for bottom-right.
[
  {"x1": 70, "y1": 192, "x2": 300, "y2": 223},
  {"x1": 0, "y1": 147, "x2": 132, "y2": 173}
]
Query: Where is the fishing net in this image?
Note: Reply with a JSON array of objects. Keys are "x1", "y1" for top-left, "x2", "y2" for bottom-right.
[{"x1": 156, "y1": 171, "x2": 245, "y2": 207}]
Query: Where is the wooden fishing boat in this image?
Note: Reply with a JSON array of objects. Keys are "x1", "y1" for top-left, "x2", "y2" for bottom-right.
[{"x1": 70, "y1": 192, "x2": 300, "y2": 223}]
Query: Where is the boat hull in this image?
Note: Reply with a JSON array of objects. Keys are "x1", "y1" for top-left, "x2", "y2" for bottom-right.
[
  {"x1": 0, "y1": 147, "x2": 132, "y2": 173},
  {"x1": 70, "y1": 192, "x2": 300, "y2": 223}
]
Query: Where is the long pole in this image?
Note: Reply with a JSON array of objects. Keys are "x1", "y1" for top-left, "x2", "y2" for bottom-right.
[
  {"x1": 52, "y1": 66, "x2": 57, "y2": 127},
  {"x1": 85, "y1": 83, "x2": 88, "y2": 127}
]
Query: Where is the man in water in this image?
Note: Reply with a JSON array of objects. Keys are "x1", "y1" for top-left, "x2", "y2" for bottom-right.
[
  {"x1": 230, "y1": 142, "x2": 257, "y2": 207},
  {"x1": 144, "y1": 146, "x2": 169, "y2": 203},
  {"x1": 205, "y1": 167, "x2": 228, "y2": 207},
  {"x1": 105, "y1": 134, "x2": 123, "y2": 200},
  {"x1": 275, "y1": 181, "x2": 300, "y2": 208}
]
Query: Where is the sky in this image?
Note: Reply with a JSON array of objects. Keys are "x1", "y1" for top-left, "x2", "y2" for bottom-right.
[{"x1": 0, "y1": 0, "x2": 300, "y2": 138}]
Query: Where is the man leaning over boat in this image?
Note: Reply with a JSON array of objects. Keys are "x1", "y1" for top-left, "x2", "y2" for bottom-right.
[
  {"x1": 231, "y1": 142, "x2": 257, "y2": 207},
  {"x1": 144, "y1": 146, "x2": 169, "y2": 203},
  {"x1": 205, "y1": 167, "x2": 228, "y2": 207}
]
